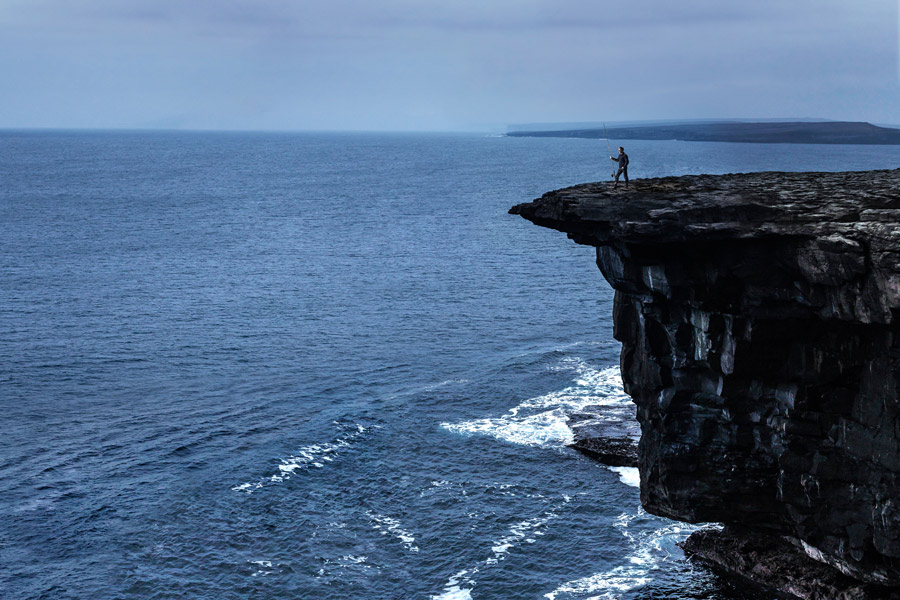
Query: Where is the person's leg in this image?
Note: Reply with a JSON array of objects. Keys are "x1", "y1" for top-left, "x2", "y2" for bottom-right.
[
  {"x1": 614, "y1": 167, "x2": 623, "y2": 187},
  {"x1": 624, "y1": 167, "x2": 628, "y2": 187}
]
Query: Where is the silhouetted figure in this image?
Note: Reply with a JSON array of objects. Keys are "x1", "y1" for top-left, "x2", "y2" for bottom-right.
[{"x1": 610, "y1": 147, "x2": 629, "y2": 189}]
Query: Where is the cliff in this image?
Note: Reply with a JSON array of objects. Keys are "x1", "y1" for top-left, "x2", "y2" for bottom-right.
[{"x1": 510, "y1": 169, "x2": 900, "y2": 592}]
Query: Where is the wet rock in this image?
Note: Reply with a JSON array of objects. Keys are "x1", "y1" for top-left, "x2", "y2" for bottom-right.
[
  {"x1": 567, "y1": 404, "x2": 640, "y2": 467},
  {"x1": 511, "y1": 169, "x2": 900, "y2": 587},
  {"x1": 681, "y1": 526, "x2": 900, "y2": 600}
]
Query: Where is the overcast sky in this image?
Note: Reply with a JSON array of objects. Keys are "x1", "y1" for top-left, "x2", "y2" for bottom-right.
[{"x1": 0, "y1": 0, "x2": 897, "y2": 131}]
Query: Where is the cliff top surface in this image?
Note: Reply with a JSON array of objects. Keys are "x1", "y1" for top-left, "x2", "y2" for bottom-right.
[
  {"x1": 511, "y1": 168, "x2": 900, "y2": 323},
  {"x1": 510, "y1": 168, "x2": 900, "y2": 251}
]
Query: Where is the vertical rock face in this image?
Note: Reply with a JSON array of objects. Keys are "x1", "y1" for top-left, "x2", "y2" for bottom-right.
[{"x1": 510, "y1": 170, "x2": 900, "y2": 585}]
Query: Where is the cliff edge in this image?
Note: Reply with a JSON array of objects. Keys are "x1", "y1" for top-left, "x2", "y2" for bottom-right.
[{"x1": 510, "y1": 169, "x2": 900, "y2": 591}]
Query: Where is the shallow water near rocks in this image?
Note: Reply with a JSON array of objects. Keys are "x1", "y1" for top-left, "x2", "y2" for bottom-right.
[{"x1": 3, "y1": 130, "x2": 900, "y2": 599}]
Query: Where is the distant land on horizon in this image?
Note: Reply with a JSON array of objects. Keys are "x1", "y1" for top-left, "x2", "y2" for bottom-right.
[{"x1": 506, "y1": 121, "x2": 900, "y2": 145}]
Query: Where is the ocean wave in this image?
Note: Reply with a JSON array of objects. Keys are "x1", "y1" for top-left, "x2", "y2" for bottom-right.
[
  {"x1": 608, "y1": 466, "x2": 640, "y2": 488},
  {"x1": 431, "y1": 570, "x2": 474, "y2": 600},
  {"x1": 544, "y1": 509, "x2": 700, "y2": 599},
  {"x1": 315, "y1": 554, "x2": 374, "y2": 579},
  {"x1": 366, "y1": 510, "x2": 419, "y2": 553},
  {"x1": 441, "y1": 359, "x2": 629, "y2": 449},
  {"x1": 248, "y1": 560, "x2": 276, "y2": 577},
  {"x1": 232, "y1": 423, "x2": 374, "y2": 493},
  {"x1": 431, "y1": 496, "x2": 573, "y2": 599}
]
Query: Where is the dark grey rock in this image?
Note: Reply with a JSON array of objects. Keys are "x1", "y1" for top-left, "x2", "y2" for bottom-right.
[
  {"x1": 510, "y1": 169, "x2": 900, "y2": 587},
  {"x1": 567, "y1": 404, "x2": 640, "y2": 467},
  {"x1": 681, "y1": 526, "x2": 900, "y2": 600}
]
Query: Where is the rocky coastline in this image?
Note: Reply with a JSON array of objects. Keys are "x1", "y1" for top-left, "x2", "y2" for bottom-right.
[
  {"x1": 567, "y1": 403, "x2": 640, "y2": 467},
  {"x1": 511, "y1": 169, "x2": 900, "y2": 598},
  {"x1": 507, "y1": 121, "x2": 900, "y2": 145}
]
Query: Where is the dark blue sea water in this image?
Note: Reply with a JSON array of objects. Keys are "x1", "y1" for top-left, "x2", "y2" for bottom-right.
[{"x1": 3, "y1": 131, "x2": 900, "y2": 600}]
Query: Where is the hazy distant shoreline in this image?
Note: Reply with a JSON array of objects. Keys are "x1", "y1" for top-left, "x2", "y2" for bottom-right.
[{"x1": 507, "y1": 121, "x2": 900, "y2": 145}]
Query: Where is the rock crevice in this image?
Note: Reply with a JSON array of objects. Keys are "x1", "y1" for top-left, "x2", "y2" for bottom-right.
[{"x1": 511, "y1": 170, "x2": 900, "y2": 588}]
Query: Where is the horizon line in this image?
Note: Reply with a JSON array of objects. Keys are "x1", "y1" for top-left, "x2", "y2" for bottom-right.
[{"x1": 2, "y1": 118, "x2": 896, "y2": 135}]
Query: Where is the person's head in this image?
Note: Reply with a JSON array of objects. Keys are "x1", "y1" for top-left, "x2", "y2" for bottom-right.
[{"x1": 619, "y1": 146, "x2": 624, "y2": 152}]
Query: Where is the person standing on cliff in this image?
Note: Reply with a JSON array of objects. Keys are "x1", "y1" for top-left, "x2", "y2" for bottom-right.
[{"x1": 610, "y1": 146, "x2": 629, "y2": 189}]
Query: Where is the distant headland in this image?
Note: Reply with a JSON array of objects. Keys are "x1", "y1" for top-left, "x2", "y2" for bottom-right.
[{"x1": 507, "y1": 120, "x2": 900, "y2": 145}]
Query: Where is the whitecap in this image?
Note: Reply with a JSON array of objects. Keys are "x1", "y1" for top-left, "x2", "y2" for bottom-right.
[
  {"x1": 316, "y1": 554, "x2": 373, "y2": 578},
  {"x1": 232, "y1": 424, "x2": 375, "y2": 493},
  {"x1": 431, "y1": 570, "x2": 474, "y2": 600},
  {"x1": 443, "y1": 409, "x2": 575, "y2": 447},
  {"x1": 432, "y1": 496, "x2": 573, "y2": 597},
  {"x1": 441, "y1": 361, "x2": 630, "y2": 449},
  {"x1": 248, "y1": 559, "x2": 276, "y2": 577},
  {"x1": 608, "y1": 466, "x2": 640, "y2": 488},
  {"x1": 545, "y1": 509, "x2": 702, "y2": 599},
  {"x1": 367, "y1": 511, "x2": 420, "y2": 552}
]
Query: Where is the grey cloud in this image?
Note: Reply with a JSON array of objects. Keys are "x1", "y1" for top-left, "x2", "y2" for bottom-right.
[{"x1": 0, "y1": 0, "x2": 896, "y2": 131}]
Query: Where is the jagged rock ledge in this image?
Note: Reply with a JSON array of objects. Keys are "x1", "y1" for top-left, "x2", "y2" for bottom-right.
[
  {"x1": 510, "y1": 169, "x2": 900, "y2": 597},
  {"x1": 567, "y1": 403, "x2": 640, "y2": 467},
  {"x1": 681, "y1": 526, "x2": 900, "y2": 599}
]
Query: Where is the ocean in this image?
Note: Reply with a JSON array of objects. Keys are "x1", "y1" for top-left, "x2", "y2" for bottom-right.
[{"x1": 3, "y1": 131, "x2": 900, "y2": 600}]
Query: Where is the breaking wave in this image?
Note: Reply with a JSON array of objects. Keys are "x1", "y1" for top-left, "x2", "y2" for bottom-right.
[
  {"x1": 431, "y1": 496, "x2": 573, "y2": 599},
  {"x1": 232, "y1": 423, "x2": 375, "y2": 493},
  {"x1": 545, "y1": 510, "x2": 702, "y2": 600},
  {"x1": 441, "y1": 359, "x2": 630, "y2": 449}
]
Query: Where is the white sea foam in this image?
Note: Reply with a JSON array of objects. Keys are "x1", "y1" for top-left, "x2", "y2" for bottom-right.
[
  {"x1": 248, "y1": 560, "x2": 275, "y2": 577},
  {"x1": 442, "y1": 410, "x2": 575, "y2": 447},
  {"x1": 608, "y1": 466, "x2": 640, "y2": 488},
  {"x1": 431, "y1": 570, "x2": 475, "y2": 600},
  {"x1": 431, "y1": 496, "x2": 573, "y2": 598},
  {"x1": 441, "y1": 360, "x2": 629, "y2": 449},
  {"x1": 419, "y1": 479, "x2": 463, "y2": 498},
  {"x1": 485, "y1": 508, "x2": 563, "y2": 565},
  {"x1": 545, "y1": 509, "x2": 701, "y2": 600},
  {"x1": 367, "y1": 511, "x2": 419, "y2": 553},
  {"x1": 316, "y1": 554, "x2": 373, "y2": 578},
  {"x1": 232, "y1": 424, "x2": 373, "y2": 493}
]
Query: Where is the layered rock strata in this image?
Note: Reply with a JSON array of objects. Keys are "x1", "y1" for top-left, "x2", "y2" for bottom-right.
[
  {"x1": 510, "y1": 170, "x2": 900, "y2": 588},
  {"x1": 567, "y1": 404, "x2": 639, "y2": 467},
  {"x1": 681, "y1": 526, "x2": 900, "y2": 599}
]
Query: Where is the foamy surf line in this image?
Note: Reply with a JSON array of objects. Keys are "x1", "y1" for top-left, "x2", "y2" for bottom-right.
[
  {"x1": 366, "y1": 510, "x2": 419, "y2": 553},
  {"x1": 608, "y1": 466, "x2": 640, "y2": 488},
  {"x1": 545, "y1": 510, "x2": 701, "y2": 600},
  {"x1": 441, "y1": 360, "x2": 629, "y2": 449},
  {"x1": 232, "y1": 423, "x2": 374, "y2": 493},
  {"x1": 431, "y1": 496, "x2": 573, "y2": 599}
]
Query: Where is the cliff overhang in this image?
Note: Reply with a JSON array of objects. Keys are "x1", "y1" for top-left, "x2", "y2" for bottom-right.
[{"x1": 511, "y1": 169, "x2": 900, "y2": 589}]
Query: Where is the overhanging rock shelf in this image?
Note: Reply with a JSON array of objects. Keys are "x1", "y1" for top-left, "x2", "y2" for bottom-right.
[{"x1": 510, "y1": 169, "x2": 900, "y2": 591}]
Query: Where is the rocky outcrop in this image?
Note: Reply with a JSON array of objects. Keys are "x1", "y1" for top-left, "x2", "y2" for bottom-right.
[
  {"x1": 510, "y1": 170, "x2": 900, "y2": 590},
  {"x1": 681, "y1": 526, "x2": 900, "y2": 599},
  {"x1": 567, "y1": 404, "x2": 640, "y2": 467}
]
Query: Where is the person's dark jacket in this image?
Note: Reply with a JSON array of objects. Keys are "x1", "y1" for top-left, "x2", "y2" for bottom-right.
[{"x1": 611, "y1": 152, "x2": 629, "y2": 168}]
